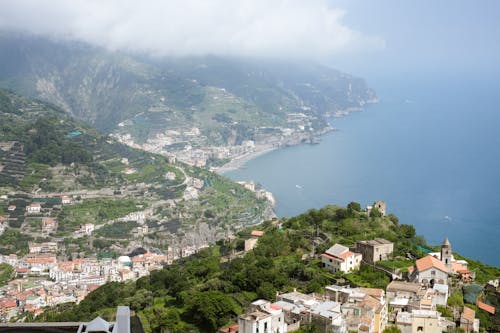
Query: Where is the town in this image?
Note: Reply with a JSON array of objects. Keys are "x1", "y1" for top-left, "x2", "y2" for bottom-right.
[
  {"x1": 232, "y1": 234, "x2": 494, "y2": 333},
  {"x1": 0, "y1": 197, "x2": 499, "y2": 332}
]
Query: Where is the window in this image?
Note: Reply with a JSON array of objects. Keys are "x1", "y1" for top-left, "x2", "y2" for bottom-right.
[
  {"x1": 431, "y1": 270, "x2": 436, "y2": 275},
  {"x1": 417, "y1": 326, "x2": 424, "y2": 331}
]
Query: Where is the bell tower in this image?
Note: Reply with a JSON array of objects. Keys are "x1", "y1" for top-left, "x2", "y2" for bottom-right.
[{"x1": 441, "y1": 237, "x2": 452, "y2": 270}]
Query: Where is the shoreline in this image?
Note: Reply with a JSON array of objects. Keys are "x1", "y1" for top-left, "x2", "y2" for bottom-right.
[{"x1": 214, "y1": 143, "x2": 278, "y2": 174}]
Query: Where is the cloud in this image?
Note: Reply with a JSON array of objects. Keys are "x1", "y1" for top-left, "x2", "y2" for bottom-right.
[{"x1": 0, "y1": 0, "x2": 384, "y2": 59}]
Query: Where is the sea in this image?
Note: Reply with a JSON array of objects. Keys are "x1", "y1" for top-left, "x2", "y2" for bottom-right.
[{"x1": 225, "y1": 72, "x2": 500, "y2": 267}]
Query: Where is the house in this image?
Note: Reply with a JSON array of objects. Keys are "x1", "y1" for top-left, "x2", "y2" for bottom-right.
[
  {"x1": 245, "y1": 230, "x2": 265, "y2": 252},
  {"x1": 81, "y1": 223, "x2": 94, "y2": 235},
  {"x1": 42, "y1": 217, "x2": 57, "y2": 233},
  {"x1": 28, "y1": 242, "x2": 58, "y2": 254},
  {"x1": 61, "y1": 195, "x2": 74, "y2": 205},
  {"x1": 0, "y1": 297, "x2": 18, "y2": 319},
  {"x1": 7, "y1": 205, "x2": 16, "y2": 211},
  {"x1": 274, "y1": 291, "x2": 345, "y2": 333},
  {"x1": 355, "y1": 238, "x2": 394, "y2": 263},
  {"x1": 386, "y1": 281, "x2": 425, "y2": 303},
  {"x1": 239, "y1": 300, "x2": 287, "y2": 333},
  {"x1": 321, "y1": 243, "x2": 362, "y2": 273},
  {"x1": 460, "y1": 307, "x2": 479, "y2": 333},
  {"x1": 26, "y1": 202, "x2": 42, "y2": 214},
  {"x1": 396, "y1": 310, "x2": 442, "y2": 333},
  {"x1": 407, "y1": 255, "x2": 449, "y2": 286}
]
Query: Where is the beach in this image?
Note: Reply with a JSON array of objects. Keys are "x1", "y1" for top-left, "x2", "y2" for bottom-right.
[{"x1": 214, "y1": 143, "x2": 278, "y2": 174}]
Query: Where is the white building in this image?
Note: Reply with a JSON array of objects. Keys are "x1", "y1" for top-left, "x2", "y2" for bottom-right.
[
  {"x1": 321, "y1": 244, "x2": 362, "y2": 273},
  {"x1": 408, "y1": 255, "x2": 449, "y2": 286},
  {"x1": 26, "y1": 202, "x2": 41, "y2": 214},
  {"x1": 239, "y1": 300, "x2": 287, "y2": 333}
]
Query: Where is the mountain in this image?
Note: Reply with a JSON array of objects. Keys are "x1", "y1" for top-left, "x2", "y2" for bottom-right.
[
  {"x1": 0, "y1": 33, "x2": 376, "y2": 148},
  {"x1": 0, "y1": 89, "x2": 272, "y2": 257}
]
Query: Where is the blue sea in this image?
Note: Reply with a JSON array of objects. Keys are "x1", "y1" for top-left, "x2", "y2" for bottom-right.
[{"x1": 225, "y1": 73, "x2": 500, "y2": 267}]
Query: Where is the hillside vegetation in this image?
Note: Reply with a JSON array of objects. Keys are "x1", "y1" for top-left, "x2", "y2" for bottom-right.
[
  {"x1": 0, "y1": 89, "x2": 270, "y2": 256},
  {"x1": 31, "y1": 204, "x2": 423, "y2": 331}
]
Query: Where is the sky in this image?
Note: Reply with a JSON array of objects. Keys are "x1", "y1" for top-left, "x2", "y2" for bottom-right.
[{"x1": 0, "y1": 0, "x2": 499, "y2": 78}]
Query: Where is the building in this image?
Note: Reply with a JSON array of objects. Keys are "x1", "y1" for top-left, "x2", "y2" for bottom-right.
[
  {"x1": 355, "y1": 238, "x2": 393, "y2": 263},
  {"x1": 396, "y1": 310, "x2": 441, "y2": 333},
  {"x1": 440, "y1": 238, "x2": 452, "y2": 270},
  {"x1": 407, "y1": 255, "x2": 448, "y2": 286},
  {"x1": 321, "y1": 244, "x2": 362, "y2": 273},
  {"x1": 81, "y1": 223, "x2": 95, "y2": 235},
  {"x1": 239, "y1": 300, "x2": 287, "y2": 333},
  {"x1": 366, "y1": 201, "x2": 386, "y2": 216},
  {"x1": 61, "y1": 195, "x2": 74, "y2": 205},
  {"x1": 26, "y1": 202, "x2": 42, "y2": 214},
  {"x1": 274, "y1": 291, "x2": 346, "y2": 333},
  {"x1": 41, "y1": 217, "x2": 57, "y2": 233},
  {"x1": 460, "y1": 307, "x2": 479, "y2": 333},
  {"x1": 28, "y1": 242, "x2": 58, "y2": 254},
  {"x1": 245, "y1": 230, "x2": 265, "y2": 252}
]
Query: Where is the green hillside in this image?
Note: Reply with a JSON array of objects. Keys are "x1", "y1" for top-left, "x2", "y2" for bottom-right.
[
  {"x1": 0, "y1": 89, "x2": 270, "y2": 255},
  {"x1": 30, "y1": 204, "x2": 500, "y2": 332}
]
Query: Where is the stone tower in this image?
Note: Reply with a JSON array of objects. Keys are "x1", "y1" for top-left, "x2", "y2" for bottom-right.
[
  {"x1": 373, "y1": 201, "x2": 386, "y2": 216},
  {"x1": 441, "y1": 237, "x2": 452, "y2": 270}
]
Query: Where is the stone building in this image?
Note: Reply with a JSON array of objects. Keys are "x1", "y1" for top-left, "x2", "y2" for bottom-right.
[{"x1": 355, "y1": 238, "x2": 394, "y2": 263}]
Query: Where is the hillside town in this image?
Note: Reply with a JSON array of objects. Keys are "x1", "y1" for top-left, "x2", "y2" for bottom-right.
[
  {"x1": 0, "y1": 241, "x2": 210, "y2": 321},
  {"x1": 230, "y1": 234, "x2": 495, "y2": 333}
]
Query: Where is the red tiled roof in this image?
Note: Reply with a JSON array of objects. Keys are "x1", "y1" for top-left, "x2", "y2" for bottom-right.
[
  {"x1": 462, "y1": 306, "x2": 475, "y2": 322},
  {"x1": 339, "y1": 251, "x2": 354, "y2": 259},
  {"x1": 251, "y1": 230, "x2": 265, "y2": 237},
  {"x1": 270, "y1": 303, "x2": 282, "y2": 310},
  {"x1": 477, "y1": 301, "x2": 495, "y2": 314},
  {"x1": 414, "y1": 255, "x2": 448, "y2": 273},
  {"x1": 321, "y1": 253, "x2": 341, "y2": 262},
  {"x1": 0, "y1": 298, "x2": 17, "y2": 308}
]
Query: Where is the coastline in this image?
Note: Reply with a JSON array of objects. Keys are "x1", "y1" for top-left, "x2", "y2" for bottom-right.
[{"x1": 214, "y1": 143, "x2": 278, "y2": 174}]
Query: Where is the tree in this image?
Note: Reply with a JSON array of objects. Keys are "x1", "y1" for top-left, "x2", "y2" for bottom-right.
[
  {"x1": 184, "y1": 290, "x2": 241, "y2": 332},
  {"x1": 370, "y1": 207, "x2": 382, "y2": 218},
  {"x1": 347, "y1": 201, "x2": 361, "y2": 212}
]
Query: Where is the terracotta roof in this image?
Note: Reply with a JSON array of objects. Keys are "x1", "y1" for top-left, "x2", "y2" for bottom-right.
[
  {"x1": 358, "y1": 288, "x2": 384, "y2": 298},
  {"x1": 339, "y1": 251, "x2": 355, "y2": 259},
  {"x1": 321, "y1": 253, "x2": 341, "y2": 262},
  {"x1": 251, "y1": 230, "x2": 265, "y2": 237},
  {"x1": 0, "y1": 298, "x2": 17, "y2": 308},
  {"x1": 270, "y1": 303, "x2": 282, "y2": 310},
  {"x1": 414, "y1": 255, "x2": 448, "y2": 273},
  {"x1": 360, "y1": 295, "x2": 382, "y2": 312},
  {"x1": 477, "y1": 301, "x2": 495, "y2": 314},
  {"x1": 462, "y1": 306, "x2": 475, "y2": 322}
]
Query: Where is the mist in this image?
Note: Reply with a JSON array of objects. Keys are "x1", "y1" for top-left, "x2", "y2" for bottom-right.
[{"x1": 0, "y1": 0, "x2": 383, "y2": 60}]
